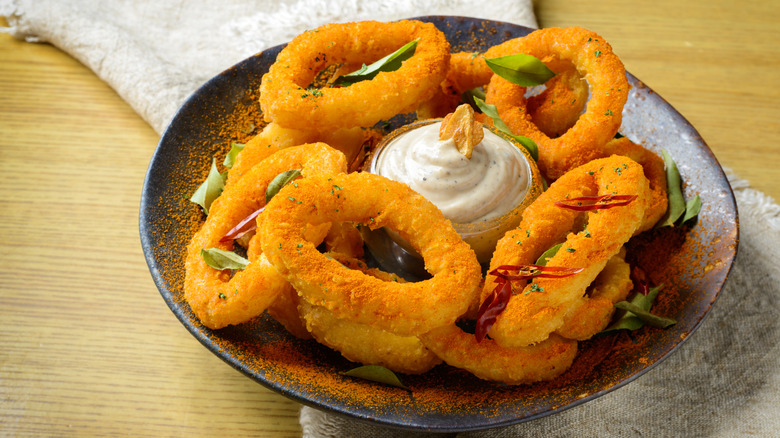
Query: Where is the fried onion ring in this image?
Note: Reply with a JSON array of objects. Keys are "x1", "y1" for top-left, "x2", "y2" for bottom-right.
[
  {"x1": 227, "y1": 122, "x2": 368, "y2": 187},
  {"x1": 483, "y1": 155, "x2": 650, "y2": 348},
  {"x1": 602, "y1": 137, "x2": 668, "y2": 231},
  {"x1": 417, "y1": 28, "x2": 628, "y2": 180},
  {"x1": 265, "y1": 286, "x2": 313, "y2": 340},
  {"x1": 184, "y1": 143, "x2": 347, "y2": 329},
  {"x1": 482, "y1": 27, "x2": 628, "y2": 180},
  {"x1": 323, "y1": 221, "x2": 365, "y2": 259},
  {"x1": 419, "y1": 325, "x2": 577, "y2": 385},
  {"x1": 554, "y1": 247, "x2": 633, "y2": 341},
  {"x1": 526, "y1": 61, "x2": 589, "y2": 138},
  {"x1": 259, "y1": 172, "x2": 481, "y2": 336},
  {"x1": 259, "y1": 20, "x2": 450, "y2": 133},
  {"x1": 298, "y1": 255, "x2": 440, "y2": 374}
]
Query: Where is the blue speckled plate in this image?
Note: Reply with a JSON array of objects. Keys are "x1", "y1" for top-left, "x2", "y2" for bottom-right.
[{"x1": 139, "y1": 16, "x2": 738, "y2": 433}]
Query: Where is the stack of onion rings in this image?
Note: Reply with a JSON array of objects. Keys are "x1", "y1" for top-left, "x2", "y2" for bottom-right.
[
  {"x1": 483, "y1": 155, "x2": 651, "y2": 348},
  {"x1": 181, "y1": 21, "x2": 676, "y2": 385},
  {"x1": 184, "y1": 143, "x2": 347, "y2": 329},
  {"x1": 259, "y1": 171, "x2": 482, "y2": 337}
]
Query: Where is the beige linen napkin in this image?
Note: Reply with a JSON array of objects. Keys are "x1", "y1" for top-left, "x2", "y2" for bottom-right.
[
  {"x1": 4, "y1": 1, "x2": 778, "y2": 436},
  {"x1": 0, "y1": 0, "x2": 536, "y2": 134}
]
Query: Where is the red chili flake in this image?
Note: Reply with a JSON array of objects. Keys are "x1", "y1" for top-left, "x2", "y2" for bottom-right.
[
  {"x1": 475, "y1": 279, "x2": 512, "y2": 342},
  {"x1": 348, "y1": 147, "x2": 365, "y2": 172},
  {"x1": 475, "y1": 264, "x2": 584, "y2": 342},
  {"x1": 554, "y1": 194, "x2": 638, "y2": 211},
  {"x1": 219, "y1": 207, "x2": 264, "y2": 242},
  {"x1": 489, "y1": 264, "x2": 585, "y2": 282},
  {"x1": 630, "y1": 265, "x2": 651, "y2": 296}
]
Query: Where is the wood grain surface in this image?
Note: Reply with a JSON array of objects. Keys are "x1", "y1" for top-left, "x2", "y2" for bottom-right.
[{"x1": 1, "y1": 1, "x2": 778, "y2": 436}]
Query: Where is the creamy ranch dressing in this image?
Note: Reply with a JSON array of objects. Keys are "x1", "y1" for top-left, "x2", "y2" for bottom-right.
[{"x1": 374, "y1": 123, "x2": 531, "y2": 224}]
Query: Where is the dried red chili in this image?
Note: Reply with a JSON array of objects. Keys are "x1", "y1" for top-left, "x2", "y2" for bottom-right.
[
  {"x1": 475, "y1": 279, "x2": 513, "y2": 341},
  {"x1": 475, "y1": 264, "x2": 584, "y2": 341},
  {"x1": 554, "y1": 194, "x2": 638, "y2": 211},
  {"x1": 630, "y1": 265, "x2": 651, "y2": 296},
  {"x1": 219, "y1": 207, "x2": 264, "y2": 242},
  {"x1": 489, "y1": 264, "x2": 584, "y2": 281}
]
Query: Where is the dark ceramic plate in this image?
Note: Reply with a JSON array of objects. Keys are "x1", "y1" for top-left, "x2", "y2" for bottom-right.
[{"x1": 139, "y1": 16, "x2": 738, "y2": 433}]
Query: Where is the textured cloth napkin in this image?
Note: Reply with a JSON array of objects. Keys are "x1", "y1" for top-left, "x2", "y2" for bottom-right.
[
  {"x1": 0, "y1": 0, "x2": 536, "y2": 134},
  {"x1": 4, "y1": 1, "x2": 778, "y2": 436}
]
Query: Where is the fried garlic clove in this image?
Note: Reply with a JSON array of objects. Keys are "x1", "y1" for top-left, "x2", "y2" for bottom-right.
[{"x1": 439, "y1": 104, "x2": 483, "y2": 159}]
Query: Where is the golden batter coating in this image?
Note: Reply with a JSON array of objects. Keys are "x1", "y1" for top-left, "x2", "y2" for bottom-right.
[
  {"x1": 484, "y1": 155, "x2": 651, "y2": 348},
  {"x1": 259, "y1": 20, "x2": 450, "y2": 134},
  {"x1": 184, "y1": 143, "x2": 347, "y2": 329},
  {"x1": 259, "y1": 172, "x2": 482, "y2": 337}
]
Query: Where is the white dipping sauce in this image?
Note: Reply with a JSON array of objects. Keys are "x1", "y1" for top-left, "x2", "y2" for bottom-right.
[{"x1": 374, "y1": 123, "x2": 531, "y2": 224}]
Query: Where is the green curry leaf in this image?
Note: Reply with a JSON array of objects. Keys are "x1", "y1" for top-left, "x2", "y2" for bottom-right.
[
  {"x1": 190, "y1": 157, "x2": 226, "y2": 215},
  {"x1": 484, "y1": 54, "x2": 556, "y2": 86},
  {"x1": 659, "y1": 150, "x2": 685, "y2": 226},
  {"x1": 341, "y1": 365, "x2": 409, "y2": 390},
  {"x1": 658, "y1": 150, "x2": 702, "y2": 227},
  {"x1": 334, "y1": 40, "x2": 418, "y2": 86},
  {"x1": 535, "y1": 243, "x2": 563, "y2": 266},
  {"x1": 200, "y1": 247, "x2": 250, "y2": 270},
  {"x1": 602, "y1": 284, "x2": 673, "y2": 333},
  {"x1": 473, "y1": 96, "x2": 538, "y2": 161},
  {"x1": 266, "y1": 169, "x2": 302, "y2": 204},
  {"x1": 613, "y1": 301, "x2": 677, "y2": 329},
  {"x1": 223, "y1": 142, "x2": 245, "y2": 169},
  {"x1": 682, "y1": 194, "x2": 702, "y2": 224}
]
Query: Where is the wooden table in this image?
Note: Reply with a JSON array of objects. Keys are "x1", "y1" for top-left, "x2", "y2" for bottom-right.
[{"x1": 1, "y1": 1, "x2": 778, "y2": 436}]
